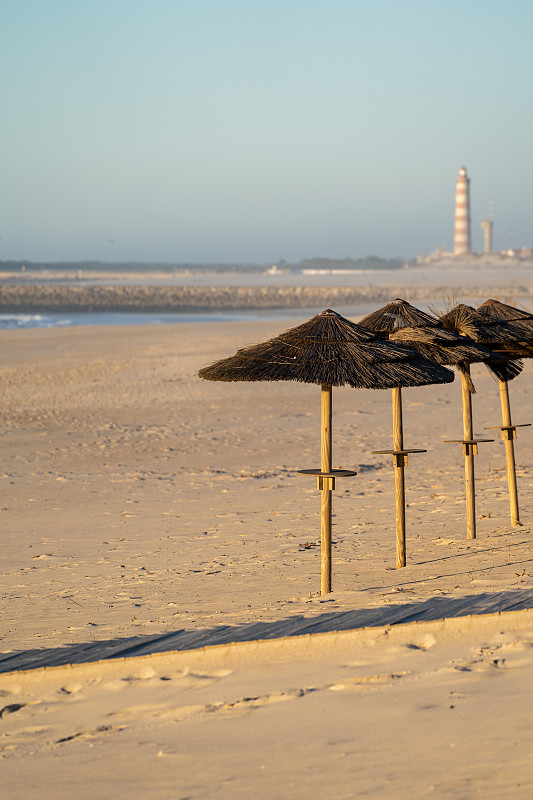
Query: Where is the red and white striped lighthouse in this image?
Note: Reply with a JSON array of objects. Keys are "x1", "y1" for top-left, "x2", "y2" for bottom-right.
[{"x1": 454, "y1": 166, "x2": 471, "y2": 255}]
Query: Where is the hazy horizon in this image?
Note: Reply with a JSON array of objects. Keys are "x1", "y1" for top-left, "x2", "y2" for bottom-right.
[{"x1": 2, "y1": 1, "x2": 533, "y2": 264}]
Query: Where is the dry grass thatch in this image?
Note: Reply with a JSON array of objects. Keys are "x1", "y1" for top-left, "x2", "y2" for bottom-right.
[
  {"x1": 436, "y1": 303, "x2": 526, "y2": 383},
  {"x1": 357, "y1": 299, "x2": 521, "y2": 391},
  {"x1": 198, "y1": 309, "x2": 455, "y2": 390},
  {"x1": 477, "y1": 298, "x2": 533, "y2": 323},
  {"x1": 358, "y1": 298, "x2": 439, "y2": 335},
  {"x1": 476, "y1": 300, "x2": 533, "y2": 358},
  {"x1": 388, "y1": 325, "x2": 499, "y2": 365},
  {"x1": 440, "y1": 304, "x2": 527, "y2": 381},
  {"x1": 439, "y1": 303, "x2": 529, "y2": 343}
]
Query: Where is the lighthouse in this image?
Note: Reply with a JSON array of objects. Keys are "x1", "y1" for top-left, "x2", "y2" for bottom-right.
[{"x1": 454, "y1": 166, "x2": 471, "y2": 255}]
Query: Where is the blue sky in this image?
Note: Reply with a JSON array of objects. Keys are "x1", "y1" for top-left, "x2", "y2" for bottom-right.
[{"x1": 2, "y1": 0, "x2": 532, "y2": 263}]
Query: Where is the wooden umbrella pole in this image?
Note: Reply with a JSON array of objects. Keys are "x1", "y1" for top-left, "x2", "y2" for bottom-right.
[
  {"x1": 500, "y1": 379, "x2": 520, "y2": 525},
  {"x1": 392, "y1": 387, "x2": 406, "y2": 568},
  {"x1": 321, "y1": 384, "x2": 333, "y2": 595},
  {"x1": 462, "y1": 368, "x2": 476, "y2": 540}
]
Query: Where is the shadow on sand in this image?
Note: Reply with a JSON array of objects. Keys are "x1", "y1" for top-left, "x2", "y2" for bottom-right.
[{"x1": 2, "y1": 588, "x2": 533, "y2": 675}]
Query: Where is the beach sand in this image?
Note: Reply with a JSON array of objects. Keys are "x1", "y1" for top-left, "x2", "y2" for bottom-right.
[
  {"x1": 1, "y1": 611, "x2": 533, "y2": 799},
  {"x1": 1, "y1": 318, "x2": 533, "y2": 796}
]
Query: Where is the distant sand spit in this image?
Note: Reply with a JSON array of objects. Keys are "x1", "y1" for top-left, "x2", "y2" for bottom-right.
[{"x1": 1, "y1": 283, "x2": 531, "y2": 312}]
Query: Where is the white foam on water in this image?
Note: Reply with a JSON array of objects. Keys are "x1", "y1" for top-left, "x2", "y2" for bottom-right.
[{"x1": 0, "y1": 313, "x2": 75, "y2": 329}]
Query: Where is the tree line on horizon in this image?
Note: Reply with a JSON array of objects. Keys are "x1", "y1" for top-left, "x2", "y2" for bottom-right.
[{"x1": 0, "y1": 255, "x2": 404, "y2": 272}]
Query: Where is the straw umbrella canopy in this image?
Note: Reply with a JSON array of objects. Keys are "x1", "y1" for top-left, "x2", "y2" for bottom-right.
[
  {"x1": 360, "y1": 298, "x2": 522, "y2": 540},
  {"x1": 477, "y1": 298, "x2": 533, "y2": 355},
  {"x1": 437, "y1": 302, "x2": 525, "y2": 405},
  {"x1": 475, "y1": 299, "x2": 533, "y2": 525},
  {"x1": 359, "y1": 298, "x2": 516, "y2": 392},
  {"x1": 358, "y1": 298, "x2": 439, "y2": 336},
  {"x1": 438, "y1": 303, "x2": 525, "y2": 531},
  {"x1": 478, "y1": 298, "x2": 533, "y2": 326},
  {"x1": 199, "y1": 307, "x2": 455, "y2": 390},
  {"x1": 439, "y1": 303, "x2": 529, "y2": 348},
  {"x1": 198, "y1": 309, "x2": 454, "y2": 593}
]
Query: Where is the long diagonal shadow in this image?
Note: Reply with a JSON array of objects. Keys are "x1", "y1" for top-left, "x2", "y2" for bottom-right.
[
  {"x1": 2, "y1": 589, "x2": 533, "y2": 674},
  {"x1": 361, "y1": 556, "x2": 533, "y2": 593},
  {"x1": 413, "y1": 538, "x2": 533, "y2": 567}
]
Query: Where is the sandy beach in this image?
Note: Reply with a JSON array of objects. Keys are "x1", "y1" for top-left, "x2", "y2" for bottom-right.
[
  {"x1": 2, "y1": 611, "x2": 533, "y2": 799},
  {"x1": 2, "y1": 312, "x2": 533, "y2": 796}
]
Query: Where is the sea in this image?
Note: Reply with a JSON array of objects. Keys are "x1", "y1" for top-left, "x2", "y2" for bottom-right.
[
  {"x1": 0, "y1": 305, "x2": 389, "y2": 331},
  {"x1": 1, "y1": 261, "x2": 532, "y2": 330},
  {"x1": 0, "y1": 309, "x2": 326, "y2": 330}
]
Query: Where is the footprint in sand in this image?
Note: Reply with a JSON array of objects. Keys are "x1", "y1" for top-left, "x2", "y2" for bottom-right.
[
  {"x1": 328, "y1": 671, "x2": 411, "y2": 692},
  {"x1": 0, "y1": 703, "x2": 26, "y2": 718},
  {"x1": 56, "y1": 724, "x2": 123, "y2": 744},
  {"x1": 103, "y1": 667, "x2": 233, "y2": 693},
  {"x1": 108, "y1": 687, "x2": 311, "y2": 723},
  {"x1": 441, "y1": 646, "x2": 508, "y2": 675},
  {"x1": 0, "y1": 725, "x2": 51, "y2": 745}
]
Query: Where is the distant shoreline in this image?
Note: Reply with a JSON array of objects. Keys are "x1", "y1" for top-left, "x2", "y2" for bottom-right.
[
  {"x1": 0, "y1": 256, "x2": 405, "y2": 274},
  {"x1": 2, "y1": 254, "x2": 532, "y2": 275},
  {"x1": 1, "y1": 283, "x2": 531, "y2": 313}
]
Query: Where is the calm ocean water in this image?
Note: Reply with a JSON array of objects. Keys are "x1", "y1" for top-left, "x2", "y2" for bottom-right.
[
  {"x1": 0, "y1": 311, "x2": 280, "y2": 330},
  {"x1": 1, "y1": 308, "x2": 379, "y2": 330}
]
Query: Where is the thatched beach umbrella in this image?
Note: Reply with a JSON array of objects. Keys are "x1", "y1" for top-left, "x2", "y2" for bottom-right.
[
  {"x1": 199, "y1": 309, "x2": 454, "y2": 593},
  {"x1": 477, "y1": 298, "x2": 533, "y2": 327},
  {"x1": 476, "y1": 299, "x2": 533, "y2": 353},
  {"x1": 359, "y1": 298, "x2": 518, "y2": 390},
  {"x1": 358, "y1": 298, "x2": 440, "y2": 335},
  {"x1": 476, "y1": 299, "x2": 533, "y2": 525},
  {"x1": 440, "y1": 303, "x2": 530, "y2": 349},
  {"x1": 358, "y1": 299, "x2": 517, "y2": 542},
  {"x1": 438, "y1": 304, "x2": 524, "y2": 535}
]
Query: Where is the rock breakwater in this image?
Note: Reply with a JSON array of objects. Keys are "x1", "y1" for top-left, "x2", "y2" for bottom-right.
[{"x1": 0, "y1": 284, "x2": 529, "y2": 313}]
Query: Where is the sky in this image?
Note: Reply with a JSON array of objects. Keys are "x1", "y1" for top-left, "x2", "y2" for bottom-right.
[{"x1": 2, "y1": 0, "x2": 533, "y2": 264}]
